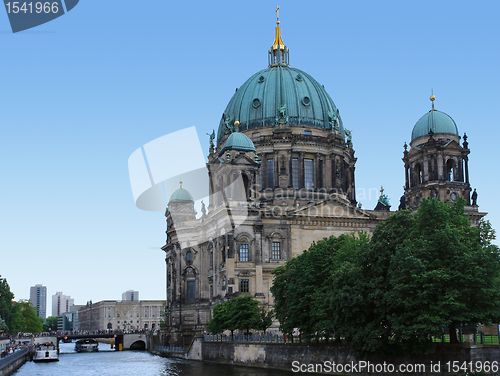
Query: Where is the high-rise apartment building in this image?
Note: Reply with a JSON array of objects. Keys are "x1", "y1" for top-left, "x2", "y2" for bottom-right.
[
  {"x1": 29, "y1": 284, "x2": 47, "y2": 319},
  {"x1": 52, "y1": 292, "x2": 74, "y2": 317}
]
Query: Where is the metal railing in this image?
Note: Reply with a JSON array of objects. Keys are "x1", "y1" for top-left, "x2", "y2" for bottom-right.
[
  {"x1": 204, "y1": 334, "x2": 299, "y2": 343},
  {"x1": 0, "y1": 348, "x2": 28, "y2": 369}
]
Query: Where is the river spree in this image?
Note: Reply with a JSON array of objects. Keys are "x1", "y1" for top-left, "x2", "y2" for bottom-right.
[{"x1": 14, "y1": 342, "x2": 294, "y2": 376}]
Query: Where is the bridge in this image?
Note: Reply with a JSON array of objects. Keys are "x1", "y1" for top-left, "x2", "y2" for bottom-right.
[{"x1": 33, "y1": 333, "x2": 148, "y2": 351}]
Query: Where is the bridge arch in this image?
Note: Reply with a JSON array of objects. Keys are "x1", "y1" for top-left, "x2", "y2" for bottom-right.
[{"x1": 129, "y1": 340, "x2": 146, "y2": 350}]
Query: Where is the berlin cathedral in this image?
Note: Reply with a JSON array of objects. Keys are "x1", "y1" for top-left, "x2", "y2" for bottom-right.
[{"x1": 160, "y1": 13, "x2": 486, "y2": 347}]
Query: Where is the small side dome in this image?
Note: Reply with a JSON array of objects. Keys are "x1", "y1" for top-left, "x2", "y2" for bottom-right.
[
  {"x1": 411, "y1": 96, "x2": 459, "y2": 142},
  {"x1": 218, "y1": 131, "x2": 256, "y2": 156},
  {"x1": 411, "y1": 109, "x2": 458, "y2": 141},
  {"x1": 168, "y1": 182, "x2": 194, "y2": 204}
]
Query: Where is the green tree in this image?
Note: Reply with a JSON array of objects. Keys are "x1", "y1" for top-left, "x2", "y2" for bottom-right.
[
  {"x1": 256, "y1": 307, "x2": 274, "y2": 334},
  {"x1": 0, "y1": 318, "x2": 7, "y2": 333},
  {"x1": 9, "y1": 300, "x2": 43, "y2": 333},
  {"x1": 387, "y1": 199, "x2": 500, "y2": 347},
  {"x1": 271, "y1": 233, "x2": 368, "y2": 341},
  {"x1": 0, "y1": 276, "x2": 14, "y2": 330},
  {"x1": 208, "y1": 295, "x2": 262, "y2": 335},
  {"x1": 43, "y1": 316, "x2": 59, "y2": 332},
  {"x1": 208, "y1": 299, "x2": 233, "y2": 335},
  {"x1": 271, "y1": 198, "x2": 500, "y2": 357}
]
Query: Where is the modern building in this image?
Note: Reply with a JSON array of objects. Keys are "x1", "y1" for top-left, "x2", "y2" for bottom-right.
[
  {"x1": 160, "y1": 14, "x2": 486, "y2": 347},
  {"x1": 29, "y1": 284, "x2": 47, "y2": 319},
  {"x1": 71, "y1": 304, "x2": 84, "y2": 331},
  {"x1": 122, "y1": 290, "x2": 139, "y2": 301},
  {"x1": 52, "y1": 292, "x2": 74, "y2": 317},
  {"x1": 76, "y1": 300, "x2": 164, "y2": 332}
]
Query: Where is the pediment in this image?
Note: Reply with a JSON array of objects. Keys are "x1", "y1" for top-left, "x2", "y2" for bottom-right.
[{"x1": 232, "y1": 153, "x2": 257, "y2": 165}]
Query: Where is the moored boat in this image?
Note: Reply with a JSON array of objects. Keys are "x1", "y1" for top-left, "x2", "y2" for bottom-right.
[
  {"x1": 75, "y1": 338, "x2": 99, "y2": 352},
  {"x1": 33, "y1": 343, "x2": 59, "y2": 362}
]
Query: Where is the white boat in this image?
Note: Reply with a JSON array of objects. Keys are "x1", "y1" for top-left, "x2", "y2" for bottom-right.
[
  {"x1": 75, "y1": 339, "x2": 99, "y2": 352},
  {"x1": 33, "y1": 344, "x2": 59, "y2": 362}
]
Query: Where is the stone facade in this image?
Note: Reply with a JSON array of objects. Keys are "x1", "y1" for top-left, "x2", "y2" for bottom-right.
[
  {"x1": 160, "y1": 21, "x2": 485, "y2": 348},
  {"x1": 76, "y1": 300, "x2": 163, "y2": 332}
]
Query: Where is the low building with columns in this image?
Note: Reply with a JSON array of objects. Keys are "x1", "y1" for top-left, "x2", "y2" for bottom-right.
[{"x1": 77, "y1": 300, "x2": 164, "y2": 332}]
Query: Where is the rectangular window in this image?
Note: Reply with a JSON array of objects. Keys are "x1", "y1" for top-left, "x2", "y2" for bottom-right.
[
  {"x1": 252, "y1": 132, "x2": 260, "y2": 138},
  {"x1": 117, "y1": 313, "x2": 120, "y2": 318},
  {"x1": 240, "y1": 279, "x2": 249, "y2": 293},
  {"x1": 187, "y1": 281, "x2": 196, "y2": 303},
  {"x1": 266, "y1": 159, "x2": 274, "y2": 188},
  {"x1": 304, "y1": 130, "x2": 312, "y2": 135},
  {"x1": 144, "y1": 310, "x2": 147, "y2": 318},
  {"x1": 271, "y1": 242, "x2": 281, "y2": 260},
  {"x1": 304, "y1": 159, "x2": 314, "y2": 190},
  {"x1": 239, "y1": 244, "x2": 249, "y2": 262},
  {"x1": 292, "y1": 158, "x2": 299, "y2": 189}
]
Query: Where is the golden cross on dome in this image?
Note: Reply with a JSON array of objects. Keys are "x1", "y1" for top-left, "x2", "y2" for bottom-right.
[{"x1": 276, "y1": 5, "x2": 280, "y2": 24}]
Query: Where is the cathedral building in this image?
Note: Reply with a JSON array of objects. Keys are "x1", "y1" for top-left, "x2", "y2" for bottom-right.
[{"x1": 160, "y1": 14, "x2": 485, "y2": 347}]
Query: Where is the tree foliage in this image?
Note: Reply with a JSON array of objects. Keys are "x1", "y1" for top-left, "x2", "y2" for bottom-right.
[
  {"x1": 9, "y1": 300, "x2": 43, "y2": 333},
  {"x1": 43, "y1": 316, "x2": 59, "y2": 332},
  {"x1": 208, "y1": 295, "x2": 271, "y2": 335},
  {"x1": 271, "y1": 198, "x2": 500, "y2": 357},
  {"x1": 271, "y1": 233, "x2": 369, "y2": 341},
  {"x1": 0, "y1": 276, "x2": 14, "y2": 325}
]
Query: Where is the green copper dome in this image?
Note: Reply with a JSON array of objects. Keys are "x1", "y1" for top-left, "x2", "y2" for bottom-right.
[
  {"x1": 168, "y1": 186, "x2": 194, "y2": 204},
  {"x1": 218, "y1": 131, "x2": 256, "y2": 156},
  {"x1": 411, "y1": 108, "x2": 459, "y2": 141},
  {"x1": 217, "y1": 65, "x2": 344, "y2": 142}
]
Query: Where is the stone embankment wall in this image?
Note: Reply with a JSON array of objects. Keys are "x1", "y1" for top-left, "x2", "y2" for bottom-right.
[
  {"x1": 0, "y1": 349, "x2": 28, "y2": 376},
  {"x1": 202, "y1": 342, "x2": 500, "y2": 375}
]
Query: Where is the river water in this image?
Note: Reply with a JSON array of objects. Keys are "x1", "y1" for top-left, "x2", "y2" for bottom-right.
[{"x1": 14, "y1": 342, "x2": 295, "y2": 376}]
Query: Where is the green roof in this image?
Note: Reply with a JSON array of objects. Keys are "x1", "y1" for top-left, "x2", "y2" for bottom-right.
[
  {"x1": 217, "y1": 65, "x2": 344, "y2": 142},
  {"x1": 218, "y1": 131, "x2": 256, "y2": 156},
  {"x1": 168, "y1": 187, "x2": 194, "y2": 204},
  {"x1": 411, "y1": 109, "x2": 459, "y2": 141}
]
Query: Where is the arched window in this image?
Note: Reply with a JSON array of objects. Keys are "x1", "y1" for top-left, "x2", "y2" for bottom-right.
[
  {"x1": 242, "y1": 174, "x2": 250, "y2": 200},
  {"x1": 446, "y1": 159, "x2": 455, "y2": 182},
  {"x1": 415, "y1": 163, "x2": 422, "y2": 185}
]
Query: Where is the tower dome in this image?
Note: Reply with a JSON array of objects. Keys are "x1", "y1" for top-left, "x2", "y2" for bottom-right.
[
  {"x1": 411, "y1": 95, "x2": 459, "y2": 142},
  {"x1": 168, "y1": 181, "x2": 194, "y2": 205},
  {"x1": 216, "y1": 13, "x2": 344, "y2": 143}
]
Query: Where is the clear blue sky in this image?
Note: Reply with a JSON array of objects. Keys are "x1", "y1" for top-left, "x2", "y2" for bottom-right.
[{"x1": 1, "y1": 0, "x2": 499, "y2": 309}]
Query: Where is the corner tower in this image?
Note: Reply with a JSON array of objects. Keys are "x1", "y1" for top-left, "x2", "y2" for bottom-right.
[{"x1": 401, "y1": 95, "x2": 485, "y2": 224}]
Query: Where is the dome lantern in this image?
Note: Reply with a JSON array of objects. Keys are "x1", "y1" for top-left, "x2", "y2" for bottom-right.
[{"x1": 268, "y1": 5, "x2": 289, "y2": 67}]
